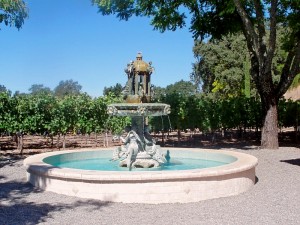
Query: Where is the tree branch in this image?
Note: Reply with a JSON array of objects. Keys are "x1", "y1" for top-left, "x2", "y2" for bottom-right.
[
  {"x1": 253, "y1": 0, "x2": 266, "y2": 41},
  {"x1": 265, "y1": 0, "x2": 278, "y2": 70},
  {"x1": 233, "y1": 0, "x2": 259, "y2": 58},
  {"x1": 276, "y1": 40, "x2": 300, "y2": 98},
  {"x1": 233, "y1": 0, "x2": 262, "y2": 90}
]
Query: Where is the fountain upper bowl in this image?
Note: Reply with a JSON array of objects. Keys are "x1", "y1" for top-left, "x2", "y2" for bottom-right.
[{"x1": 107, "y1": 103, "x2": 171, "y2": 117}]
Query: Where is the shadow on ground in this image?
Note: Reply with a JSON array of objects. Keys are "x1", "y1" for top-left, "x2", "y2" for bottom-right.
[
  {"x1": 161, "y1": 139, "x2": 260, "y2": 150},
  {"x1": 280, "y1": 158, "x2": 300, "y2": 166},
  {"x1": 0, "y1": 157, "x2": 24, "y2": 168},
  {"x1": 0, "y1": 174, "x2": 111, "y2": 225}
]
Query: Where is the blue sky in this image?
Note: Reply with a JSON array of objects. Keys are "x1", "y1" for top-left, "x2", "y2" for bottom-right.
[{"x1": 0, "y1": 0, "x2": 195, "y2": 97}]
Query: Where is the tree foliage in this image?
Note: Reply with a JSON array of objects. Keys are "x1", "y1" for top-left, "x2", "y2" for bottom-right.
[
  {"x1": 0, "y1": 84, "x2": 7, "y2": 92},
  {"x1": 1, "y1": 86, "x2": 299, "y2": 151},
  {"x1": 29, "y1": 84, "x2": 52, "y2": 96},
  {"x1": 192, "y1": 30, "x2": 289, "y2": 99},
  {"x1": 0, "y1": 92, "x2": 128, "y2": 151},
  {"x1": 0, "y1": 0, "x2": 28, "y2": 29},
  {"x1": 192, "y1": 33, "x2": 251, "y2": 98},
  {"x1": 165, "y1": 80, "x2": 197, "y2": 96},
  {"x1": 152, "y1": 80, "x2": 196, "y2": 101},
  {"x1": 103, "y1": 83, "x2": 123, "y2": 97},
  {"x1": 289, "y1": 74, "x2": 300, "y2": 90},
  {"x1": 54, "y1": 79, "x2": 82, "y2": 98},
  {"x1": 152, "y1": 90, "x2": 265, "y2": 134}
]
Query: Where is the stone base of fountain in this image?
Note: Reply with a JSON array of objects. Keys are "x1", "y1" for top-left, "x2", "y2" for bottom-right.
[{"x1": 23, "y1": 148, "x2": 258, "y2": 204}]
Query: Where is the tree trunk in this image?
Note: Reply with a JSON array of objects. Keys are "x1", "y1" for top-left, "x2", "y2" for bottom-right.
[
  {"x1": 177, "y1": 130, "x2": 181, "y2": 146},
  {"x1": 104, "y1": 132, "x2": 108, "y2": 147},
  {"x1": 62, "y1": 134, "x2": 66, "y2": 149},
  {"x1": 296, "y1": 103, "x2": 299, "y2": 144},
  {"x1": 246, "y1": 46, "x2": 279, "y2": 149},
  {"x1": 19, "y1": 135, "x2": 24, "y2": 155},
  {"x1": 95, "y1": 133, "x2": 98, "y2": 147},
  {"x1": 57, "y1": 134, "x2": 60, "y2": 150},
  {"x1": 50, "y1": 135, "x2": 54, "y2": 148},
  {"x1": 233, "y1": 0, "x2": 279, "y2": 149},
  {"x1": 261, "y1": 100, "x2": 279, "y2": 149}
]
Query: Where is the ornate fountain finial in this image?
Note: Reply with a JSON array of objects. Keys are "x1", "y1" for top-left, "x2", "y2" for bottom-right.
[
  {"x1": 123, "y1": 52, "x2": 153, "y2": 103},
  {"x1": 136, "y1": 52, "x2": 142, "y2": 60}
]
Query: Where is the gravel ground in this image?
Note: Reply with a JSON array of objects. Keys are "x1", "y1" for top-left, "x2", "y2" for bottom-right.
[{"x1": 1, "y1": 147, "x2": 300, "y2": 225}]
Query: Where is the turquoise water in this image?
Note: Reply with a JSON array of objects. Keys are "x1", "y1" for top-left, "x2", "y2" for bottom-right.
[
  {"x1": 43, "y1": 150, "x2": 236, "y2": 171},
  {"x1": 46, "y1": 157, "x2": 228, "y2": 171}
]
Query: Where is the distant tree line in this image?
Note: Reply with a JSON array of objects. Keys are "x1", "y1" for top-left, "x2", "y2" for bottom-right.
[{"x1": 2, "y1": 79, "x2": 83, "y2": 98}]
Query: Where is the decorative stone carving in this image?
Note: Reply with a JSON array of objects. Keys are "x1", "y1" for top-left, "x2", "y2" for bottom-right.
[{"x1": 112, "y1": 130, "x2": 166, "y2": 169}]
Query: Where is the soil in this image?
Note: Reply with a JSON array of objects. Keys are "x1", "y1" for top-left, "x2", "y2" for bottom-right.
[{"x1": 1, "y1": 129, "x2": 299, "y2": 159}]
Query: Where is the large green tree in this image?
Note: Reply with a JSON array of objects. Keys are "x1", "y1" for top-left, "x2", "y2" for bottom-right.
[
  {"x1": 192, "y1": 30, "x2": 286, "y2": 99},
  {"x1": 93, "y1": 0, "x2": 300, "y2": 149},
  {"x1": 103, "y1": 83, "x2": 123, "y2": 97},
  {"x1": 165, "y1": 80, "x2": 197, "y2": 96},
  {"x1": 152, "y1": 80, "x2": 196, "y2": 100},
  {"x1": 0, "y1": 0, "x2": 28, "y2": 29},
  {"x1": 54, "y1": 79, "x2": 82, "y2": 98},
  {"x1": 192, "y1": 33, "x2": 252, "y2": 98},
  {"x1": 29, "y1": 84, "x2": 53, "y2": 96},
  {"x1": 0, "y1": 84, "x2": 10, "y2": 94}
]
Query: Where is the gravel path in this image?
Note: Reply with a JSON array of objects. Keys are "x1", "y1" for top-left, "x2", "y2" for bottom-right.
[{"x1": 1, "y1": 147, "x2": 300, "y2": 225}]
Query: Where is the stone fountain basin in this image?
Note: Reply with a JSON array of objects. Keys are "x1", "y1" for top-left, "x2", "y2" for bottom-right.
[
  {"x1": 107, "y1": 103, "x2": 170, "y2": 116},
  {"x1": 23, "y1": 148, "x2": 258, "y2": 204}
]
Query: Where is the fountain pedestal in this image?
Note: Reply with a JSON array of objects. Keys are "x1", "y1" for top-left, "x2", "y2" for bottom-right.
[{"x1": 108, "y1": 103, "x2": 170, "y2": 168}]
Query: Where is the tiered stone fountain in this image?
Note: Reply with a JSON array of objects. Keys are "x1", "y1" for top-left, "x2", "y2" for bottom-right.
[
  {"x1": 107, "y1": 53, "x2": 170, "y2": 169},
  {"x1": 24, "y1": 53, "x2": 258, "y2": 204}
]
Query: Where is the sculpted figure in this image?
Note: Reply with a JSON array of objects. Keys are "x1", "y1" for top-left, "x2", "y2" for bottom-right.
[
  {"x1": 120, "y1": 130, "x2": 142, "y2": 168},
  {"x1": 147, "y1": 61, "x2": 154, "y2": 75},
  {"x1": 143, "y1": 126, "x2": 166, "y2": 165},
  {"x1": 138, "y1": 82, "x2": 144, "y2": 97}
]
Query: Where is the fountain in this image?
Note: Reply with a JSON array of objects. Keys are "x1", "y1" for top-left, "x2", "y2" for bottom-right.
[
  {"x1": 23, "y1": 53, "x2": 258, "y2": 204},
  {"x1": 107, "y1": 52, "x2": 170, "y2": 169}
]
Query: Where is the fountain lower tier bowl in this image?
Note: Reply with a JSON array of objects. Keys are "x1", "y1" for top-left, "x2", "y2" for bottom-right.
[
  {"x1": 24, "y1": 148, "x2": 258, "y2": 204},
  {"x1": 107, "y1": 103, "x2": 171, "y2": 117}
]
